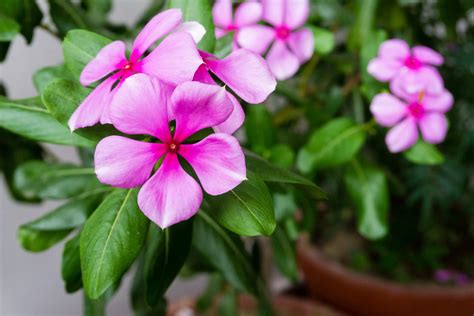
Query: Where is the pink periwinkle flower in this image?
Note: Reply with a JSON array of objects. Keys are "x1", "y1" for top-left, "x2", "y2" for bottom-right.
[
  {"x1": 94, "y1": 74, "x2": 246, "y2": 228},
  {"x1": 69, "y1": 9, "x2": 204, "y2": 131},
  {"x1": 193, "y1": 49, "x2": 276, "y2": 133},
  {"x1": 212, "y1": 0, "x2": 262, "y2": 50},
  {"x1": 370, "y1": 89, "x2": 453, "y2": 153},
  {"x1": 435, "y1": 269, "x2": 471, "y2": 286},
  {"x1": 237, "y1": 0, "x2": 314, "y2": 80},
  {"x1": 368, "y1": 39, "x2": 445, "y2": 96}
]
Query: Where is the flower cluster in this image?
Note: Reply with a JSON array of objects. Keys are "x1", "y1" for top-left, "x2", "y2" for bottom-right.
[
  {"x1": 368, "y1": 39, "x2": 453, "y2": 153},
  {"x1": 213, "y1": 0, "x2": 314, "y2": 80},
  {"x1": 70, "y1": 9, "x2": 276, "y2": 228}
]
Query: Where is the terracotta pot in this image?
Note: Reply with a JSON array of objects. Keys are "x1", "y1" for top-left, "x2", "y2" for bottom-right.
[
  {"x1": 297, "y1": 234, "x2": 474, "y2": 316},
  {"x1": 168, "y1": 294, "x2": 345, "y2": 316}
]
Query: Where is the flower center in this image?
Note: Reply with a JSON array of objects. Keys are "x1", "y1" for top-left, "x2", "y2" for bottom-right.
[
  {"x1": 123, "y1": 62, "x2": 133, "y2": 71},
  {"x1": 275, "y1": 25, "x2": 291, "y2": 40},
  {"x1": 404, "y1": 55, "x2": 422, "y2": 70},
  {"x1": 407, "y1": 101, "x2": 425, "y2": 120},
  {"x1": 167, "y1": 141, "x2": 180, "y2": 154},
  {"x1": 226, "y1": 24, "x2": 238, "y2": 32}
]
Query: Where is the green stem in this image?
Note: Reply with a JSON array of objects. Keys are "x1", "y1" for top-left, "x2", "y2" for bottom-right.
[{"x1": 83, "y1": 293, "x2": 106, "y2": 316}]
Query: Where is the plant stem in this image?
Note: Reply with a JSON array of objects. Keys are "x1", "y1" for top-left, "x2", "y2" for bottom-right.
[{"x1": 39, "y1": 24, "x2": 61, "y2": 39}]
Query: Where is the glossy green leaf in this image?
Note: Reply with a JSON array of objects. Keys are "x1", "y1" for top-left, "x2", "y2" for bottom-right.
[
  {"x1": 245, "y1": 151, "x2": 326, "y2": 199},
  {"x1": 0, "y1": 101, "x2": 95, "y2": 147},
  {"x1": 81, "y1": 189, "x2": 149, "y2": 299},
  {"x1": 14, "y1": 161, "x2": 101, "y2": 200},
  {"x1": 193, "y1": 212, "x2": 258, "y2": 294},
  {"x1": 0, "y1": 0, "x2": 43, "y2": 43},
  {"x1": 344, "y1": 161, "x2": 389, "y2": 240},
  {"x1": 33, "y1": 64, "x2": 74, "y2": 94},
  {"x1": 62, "y1": 234, "x2": 83, "y2": 293},
  {"x1": 18, "y1": 228, "x2": 71, "y2": 252},
  {"x1": 404, "y1": 141, "x2": 445, "y2": 165},
  {"x1": 206, "y1": 172, "x2": 275, "y2": 236},
  {"x1": 144, "y1": 221, "x2": 193, "y2": 306},
  {"x1": 168, "y1": 0, "x2": 215, "y2": 52},
  {"x1": 268, "y1": 144, "x2": 295, "y2": 169},
  {"x1": 272, "y1": 226, "x2": 298, "y2": 281},
  {"x1": 297, "y1": 118, "x2": 366, "y2": 173},
  {"x1": 48, "y1": 0, "x2": 96, "y2": 37},
  {"x1": 62, "y1": 29, "x2": 111, "y2": 79},
  {"x1": 42, "y1": 79, "x2": 121, "y2": 142},
  {"x1": 310, "y1": 26, "x2": 335, "y2": 55},
  {"x1": 0, "y1": 15, "x2": 20, "y2": 41}
]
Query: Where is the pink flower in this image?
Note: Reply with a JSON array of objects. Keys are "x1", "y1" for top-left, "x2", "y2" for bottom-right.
[
  {"x1": 193, "y1": 49, "x2": 276, "y2": 133},
  {"x1": 237, "y1": 0, "x2": 314, "y2": 80},
  {"x1": 368, "y1": 39, "x2": 444, "y2": 96},
  {"x1": 212, "y1": 0, "x2": 262, "y2": 50},
  {"x1": 94, "y1": 74, "x2": 246, "y2": 228},
  {"x1": 370, "y1": 89, "x2": 453, "y2": 153},
  {"x1": 68, "y1": 9, "x2": 204, "y2": 131}
]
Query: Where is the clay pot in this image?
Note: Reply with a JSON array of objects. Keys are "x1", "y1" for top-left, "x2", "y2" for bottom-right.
[
  {"x1": 297, "y1": 234, "x2": 474, "y2": 316},
  {"x1": 168, "y1": 294, "x2": 345, "y2": 316}
]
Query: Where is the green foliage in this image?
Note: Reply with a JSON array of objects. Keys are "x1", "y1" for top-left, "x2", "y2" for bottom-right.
[
  {"x1": 62, "y1": 234, "x2": 83, "y2": 292},
  {"x1": 48, "y1": 0, "x2": 97, "y2": 37},
  {"x1": 310, "y1": 26, "x2": 335, "y2": 55},
  {"x1": 81, "y1": 189, "x2": 149, "y2": 299},
  {"x1": 0, "y1": 15, "x2": 20, "y2": 41},
  {"x1": 404, "y1": 141, "x2": 445, "y2": 165},
  {"x1": 33, "y1": 64, "x2": 74, "y2": 94},
  {"x1": 272, "y1": 226, "x2": 298, "y2": 281},
  {"x1": 0, "y1": 0, "x2": 43, "y2": 43},
  {"x1": 206, "y1": 172, "x2": 275, "y2": 236}
]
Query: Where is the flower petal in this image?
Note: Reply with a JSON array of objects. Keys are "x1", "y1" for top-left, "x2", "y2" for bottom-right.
[
  {"x1": 419, "y1": 113, "x2": 448, "y2": 144},
  {"x1": 385, "y1": 117, "x2": 418, "y2": 153},
  {"x1": 379, "y1": 39, "x2": 410, "y2": 61},
  {"x1": 79, "y1": 41, "x2": 126, "y2": 86},
  {"x1": 68, "y1": 76, "x2": 117, "y2": 131},
  {"x1": 262, "y1": 0, "x2": 284, "y2": 26},
  {"x1": 413, "y1": 45, "x2": 444, "y2": 66},
  {"x1": 394, "y1": 66, "x2": 444, "y2": 96},
  {"x1": 215, "y1": 27, "x2": 228, "y2": 39},
  {"x1": 94, "y1": 136, "x2": 164, "y2": 188},
  {"x1": 193, "y1": 64, "x2": 216, "y2": 85},
  {"x1": 214, "y1": 93, "x2": 245, "y2": 134},
  {"x1": 130, "y1": 8, "x2": 182, "y2": 62},
  {"x1": 205, "y1": 49, "x2": 276, "y2": 103},
  {"x1": 212, "y1": 0, "x2": 233, "y2": 28},
  {"x1": 367, "y1": 57, "x2": 403, "y2": 82},
  {"x1": 417, "y1": 66, "x2": 445, "y2": 95},
  {"x1": 284, "y1": 0, "x2": 309, "y2": 29},
  {"x1": 141, "y1": 32, "x2": 202, "y2": 86},
  {"x1": 110, "y1": 74, "x2": 171, "y2": 142},
  {"x1": 180, "y1": 133, "x2": 246, "y2": 195},
  {"x1": 266, "y1": 41, "x2": 300, "y2": 80},
  {"x1": 138, "y1": 153, "x2": 203, "y2": 228},
  {"x1": 234, "y1": 1, "x2": 262, "y2": 27},
  {"x1": 237, "y1": 25, "x2": 275, "y2": 55},
  {"x1": 287, "y1": 28, "x2": 314, "y2": 62},
  {"x1": 171, "y1": 82, "x2": 233, "y2": 142},
  {"x1": 370, "y1": 93, "x2": 408, "y2": 127},
  {"x1": 176, "y1": 21, "x2": 206, "y2": 43},
  {"x1": 423, "y1": 90, "x2": 454, "y2": 113}
]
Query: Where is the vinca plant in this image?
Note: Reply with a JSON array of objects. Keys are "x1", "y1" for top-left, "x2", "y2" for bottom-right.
[{"x1": 1, "y1": 0, "x2": 473, "y2": 315}]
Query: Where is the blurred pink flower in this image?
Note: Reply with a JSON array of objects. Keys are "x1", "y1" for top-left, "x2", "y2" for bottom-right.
[
  {"x1": 368, "y1": 39, "x2": 444, "y2": 96},
  {"x1": 94, "y1": 74, "x2": 246, "y2": 228},
  {"x1": 212, "y1": 0, "x2": 262, "y2": 50},
  {"x1": 435, "y1": 269, "x2": 471, "y2": 286},
  {"x1": 237, "y1": 0, "x2": 314, "y2": 80},
  {"x1": 69, "y1": 9, "x2": 203, "y2": 131},
  {"x1": 370, "y1": 89, "x2": 453, "y2": 153},
  {"x1": 193, "y1": 49, "x2": 276, "y2": 133}
]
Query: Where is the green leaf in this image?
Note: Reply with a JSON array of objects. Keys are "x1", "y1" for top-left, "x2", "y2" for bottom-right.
[
  {"x1": 297, "y1": 118, "x2": 366, "y2": 173},
  {"x1": 218, "y1": 287, "x2": 237, "y2": 316},
  {"x1": 310, "y1": 26, "x2": 335, "y2": 55},
  {"x1": 206, "y1": 172, "x2": 275, "y2": 236},
  {"x1": 268, "y1": 144, "x2": 295, "y2": 169},
  {"x1": 82, "y1": 0, "x2": 112, "y2": 16},
  {"x1": 62, "y1": 234, "x2": 83, "y2": 293},
  {"x1": 193, "y1": 212, "x2": 258, "y2": 294},
  {"x1": 344, "y1": 161, "x2": 389, "y2": 240},
  {"x1": 272, "y1": 226, "x2": 298, "y2": 281},
  {"x1": 33, "y1": 64, "x2": 74, "y2": 94},
  {"x1": 14, "y1": 161, "x2": 101, "y2": 200},
  {"x1": 48, "y1": 0, "x2": 95, "y2": 37},
  {"x1": 144, "y1": 221, "x2": 193, "y2": 306},
  {"x1": 0, "y1": 0, "x2": 43, "y2": 43},
  {"x1": 42, "y1": 79, "x2": 121, "y2": 141},
  {"x1": 0, "y1": 15, "x2": 20, "y2": 41},
  {"x1": 348, "y1": 0, "x2": 379, "y2": 50},
  {"x1": 245, "y1": 150, "x2": 326, "y2": 199},
  {"x1": 168, "y1": 0, "x2": 215, "y2": 52},
  {"x1": 404, "y1": 141, "x2": 445, "y2": 165},
  {"x1": 18, "y1": 228, "x2": 71, "y2": 252},
  {"x1": 81, "y1": 189, "x2": 149, "y2": 299},
  {"x1": 0, "y1": 100, "x2": 95, "y2": 147},
  {"x1": 245, "y1": 105, "x2": 274, "y2": 152},
  {"x1": 63, "y1": 29, "x2": 111, "y2": 79}
]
